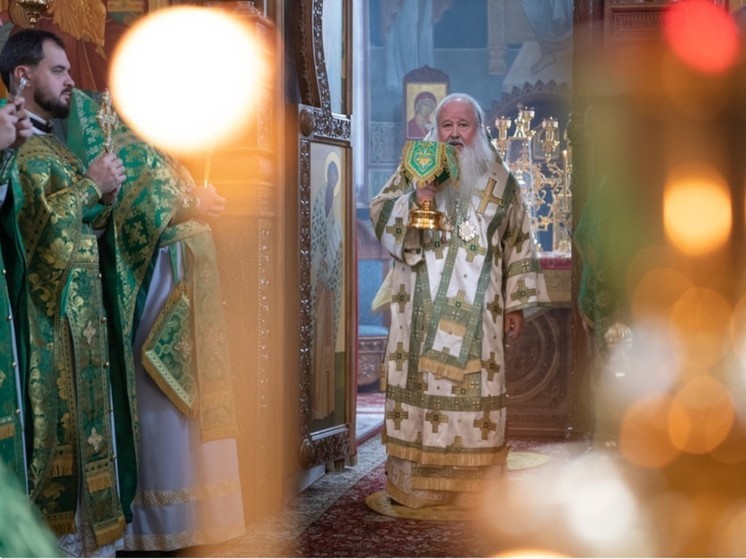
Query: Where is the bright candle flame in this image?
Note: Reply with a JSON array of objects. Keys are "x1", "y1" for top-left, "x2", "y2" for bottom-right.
[{"x1": 109, "y1": 6, "x2": 265, "y2": 154}]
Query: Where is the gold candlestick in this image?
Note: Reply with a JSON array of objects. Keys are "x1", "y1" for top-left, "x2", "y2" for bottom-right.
[
  {"x1": 540, "y1": 118, "x2": 559, "y2": 158},
  {"x1": 514, "y1": 106, "x2": 535, "y2": 139},
  {"x1": 492, "y1": 116, "x2": 511, "y2": 159}
]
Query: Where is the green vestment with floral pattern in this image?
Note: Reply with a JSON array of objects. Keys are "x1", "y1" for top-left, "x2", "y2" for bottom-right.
[
  {"x1": 12, "y1": 130, "x2": 125, "y2": 545},
  {"x1": 66, "y1": 90, "x2": 239, "y2": 519},
  {"x1": 0, "y1": 152, "x2": 29, "y2": 489}
]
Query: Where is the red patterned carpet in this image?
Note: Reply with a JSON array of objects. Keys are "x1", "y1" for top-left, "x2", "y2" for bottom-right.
[
  {"x1": 285, "y1": 461, "x2": 491, "y2": 558},
  {"x1": 200, "y1": 432, "x2": 586, "y2": 558}
]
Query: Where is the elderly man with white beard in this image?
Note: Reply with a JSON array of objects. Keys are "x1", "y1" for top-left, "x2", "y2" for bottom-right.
[{"x1": 370, "y1": 92, "x2": 549, "y2": 509}]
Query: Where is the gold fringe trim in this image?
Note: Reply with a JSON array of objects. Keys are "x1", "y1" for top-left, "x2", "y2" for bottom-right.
[
  {"x1": 51, "y1": 457, "x2": 74, "y2": 478},
  {"x1": 0, "y1": 422, "x2": 15, "y2": 440},
  {"x1": 385, "y1": 479, "x2": 454, "y2": 509},
  {"x1": 386, "y1": 441, "x2": 508, "y2": 468},
  {"x1": 418, "y1": 356, "x2": 481, "y2": 382},
  {"x1": 123, "y1": 521, "x2": 245, "y2": 552},
  {"x1": 94, "y1": 515, "x2": 126, "y2": 547},
  {"x1": 440, "y1": 319, "x2": 466, "y2": 338},
  {"x1": 142, "y1": 351, "x2": 196, "y2": 418},
  {"x1": 47, "y1": 513, "x2": 75, "y2": 536},
  {"x1": 133, "y1": 478, "x2": 242, "y2": 507},
  {"x1": 86, "y1": 470, "x2": 113, "y2": 493},
  {"x1": 412, "y1": 475, "x2": 486, "y2": 493}
]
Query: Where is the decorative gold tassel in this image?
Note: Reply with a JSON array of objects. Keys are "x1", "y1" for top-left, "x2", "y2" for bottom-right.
[
  {"x1": 51, "y1": 458, "x2": 74, "y2": 477},
  {"x1": 86, "y1": 470, "x2": 113, "y2": 493},
  {"x1": 47, "y1": 514, "x2": 75, "y2": 536},
  {"x1": 94, "y1": 516, "x2": 126, "y2": 546}
]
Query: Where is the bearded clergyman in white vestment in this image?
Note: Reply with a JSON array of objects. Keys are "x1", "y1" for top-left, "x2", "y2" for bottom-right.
[{"x1": 370, "y1": 92, "x2": 549, "y2": 509}]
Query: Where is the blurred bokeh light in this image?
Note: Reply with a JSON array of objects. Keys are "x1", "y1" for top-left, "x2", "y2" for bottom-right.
[
  {"x1": 663, "y1": 1, "x2": 739, "y2": 74},
  {"x1": 663, "y1": 163, "x2": 731, "y2": 256},
  {"x1": 109, "y1": 6, "x2": 264, "y2": 154}
]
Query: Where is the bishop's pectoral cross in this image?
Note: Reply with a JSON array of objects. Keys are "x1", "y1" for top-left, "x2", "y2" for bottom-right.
[{"x1": 97, "y1": 89, "x2": 118, "y2": 154}]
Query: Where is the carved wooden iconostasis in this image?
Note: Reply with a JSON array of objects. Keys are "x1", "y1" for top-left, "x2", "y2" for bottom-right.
[{"x1": 287, "y1": 0, "x2": 357, "y2": 475}]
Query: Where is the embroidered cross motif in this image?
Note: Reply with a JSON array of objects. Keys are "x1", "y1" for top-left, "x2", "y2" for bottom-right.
[
  {"x1": 414, "y1": 372, "x2": 429, "y2": 392},
  {"x1": 506, "y1": 225, "x2": 531, "y2": 253},
  {"x1": 392, "y1": 284, "x2": 410, "y2": 313},
  {"x1": 510, "y1": 279, "x2": 538, "y2": 305},
  {"x1": 444, "y1": 290, "x2": 474, "y2": 324},
  {"x1": 385, "y1": 217, "x2": 406, "y2": 244},
  {"x1": 87, "y1": 427, "x2": 104, "y2": 453},
  {"x1": 388, "y1": 342, "x2": 410, "y2": 371},
  {"x1": 386, "y1": 401, "x2": 409, "y2": 430},
  {"x1": 461, "y1": 238, "x2": 487, "y2": 263},
  {"x1": 83, "y1": 321, "x2": 96, "y2": 345},
  {"x1": 473, "y1": 411, "x2": 497, "y2": 440},
  {"x1": 424, "y1": 236, "x2": 446, "y2": 259},
  {"x1": 425, "y1": 410, "x2": 449, "y2": 433},
  {"x1": 451, "y1": 374, "x2": 481, "y2": 397},
  {"x1": 476, "y1": 177, "x2": 502, "y2": 214},
  {"x1": 518, "y1": 259, "x2": 534, "y2": 273},
  {"x1": 482, "y1": 352, "x2": 501, "y2": 381},
  {"x1": 486, "y1": 295, "x2": 503, "y2": 322},
  {"x1": 451, "y1": 435, "x2": 464, "y2": 450}
]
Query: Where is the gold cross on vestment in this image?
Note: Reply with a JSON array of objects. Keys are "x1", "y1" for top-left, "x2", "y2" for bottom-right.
[
  {"x1": 481, "y1": 352, "x2": 501, "y2": 382},
  {"x1": 388, "y1": 341, "x2": 410, "y2": 371},
  {"x1": 476, "y1": 177, "x2": 502, "y2": 214},
  {"x1": 506, "y1": 225, "x2": 532, "y2": 254},
  {"x1": 510, "y1": 279, "x2": 538, "y2": 305},
  {"x1": 445, "y1": 290, "x2": 473, "y2": 323},
  {"x1": 386, "y1": 401, "x2": 409, "y2": 431},
  {"x1": 462, "y1": 239, "x2": 487, "y2": 263},
  {"x1": 424, "y1": 235, "x2": 446, "y2": 259},
  {"x1": 96, "y1": 89, "x2": 119, "y2": 154},
  {"x1": 425, "y1": 410, "x2": 449, "y2": 433},
  {"x1": 473, "y1": 410, "x2": 498, "y2": 440},
  {"x1": 385, "y1": 217, "x2": 407, "y2": 244},
  {"x1": 393, "y1": 284, "x2": 410, "y2": 313},
  {"x1": 414, "y1": 371, "x2": 429, "y2": 392},
  {"x1": 486, "y1": 295, "x2": 503, "y2": 322},
  {"x1": 451, "y1": 374, "x2": 481, "y2": 397}
]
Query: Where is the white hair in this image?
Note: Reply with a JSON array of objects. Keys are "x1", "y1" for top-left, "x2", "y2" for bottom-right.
[{"x1": 423, "y1": 93, "x2": 495, "y2": 199}]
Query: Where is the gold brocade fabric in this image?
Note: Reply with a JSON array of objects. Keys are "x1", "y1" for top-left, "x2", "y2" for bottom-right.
[
  {"x1": 67, "y1": 89, "x2": 238, "y2": 443},
  {"x1": 13, "y1": 133, "x2": 124, "y2": 546},
  {"x1": 142, "y1": 222, "x2": 238, "y2": 441}
]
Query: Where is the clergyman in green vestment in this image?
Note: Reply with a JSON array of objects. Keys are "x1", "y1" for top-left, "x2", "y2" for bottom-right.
[
  {"x1": 0, "y1": 28, "x2": 128, "y2": 555},
  {"x1": 67, "y1": 88, "x2": 245, "y2": 553},
  {"x1": 0, "y1": 71, "x2": 33, "y2": 492}
]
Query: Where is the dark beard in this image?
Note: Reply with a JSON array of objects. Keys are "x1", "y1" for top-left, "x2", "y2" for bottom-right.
[{"x1": 35, "y1": 90, "x2": 70, "y2": 119}]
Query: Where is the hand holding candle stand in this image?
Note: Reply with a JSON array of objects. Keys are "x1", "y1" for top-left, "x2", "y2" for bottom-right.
[{"x1": 401, "y1": 140, "x2": 459, "y2": 230}]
